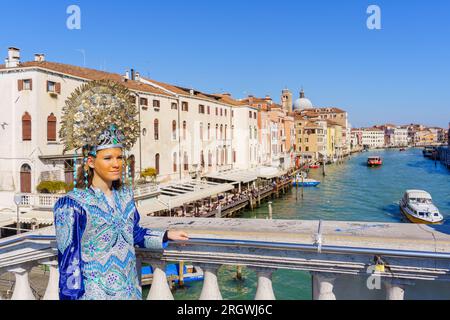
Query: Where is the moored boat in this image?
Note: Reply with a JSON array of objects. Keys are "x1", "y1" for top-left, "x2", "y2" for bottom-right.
[
  {"x1": 422, "y1": 146, "x2": 435, "y2": 158},
  {"x1": 399, "y1": 190, "x2": 443, "y2": 224},
  {"x1": 142, "y1": 263, "x2": 204, "y2": 286},
  {"x1": 292, "y1": 178, "x2": 320, "y2": 187},
  {"x1": 309, "y1": 162, "x2": 320, "y2": 169},
  {"x1": 367, "y1": 156, "x2": 382, "y2": 167}
]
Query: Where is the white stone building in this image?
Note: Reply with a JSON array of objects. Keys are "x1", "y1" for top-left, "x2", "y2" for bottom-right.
[
  {"x1": 0, "y1": 47, "x2": 260, "y2": 210},
  {"x1": 361, "y1": 128, "x2": 385, "y2": 149}
]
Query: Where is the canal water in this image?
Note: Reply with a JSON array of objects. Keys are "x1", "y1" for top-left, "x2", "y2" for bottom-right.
[{"x1": 145, "y1": 148, "x2": 450, "y2": 300}]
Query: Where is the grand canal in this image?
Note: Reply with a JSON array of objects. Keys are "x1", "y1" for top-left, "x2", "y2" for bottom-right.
[{"x1": 148, "y1": 148, "x2": 450, "y2": 300}]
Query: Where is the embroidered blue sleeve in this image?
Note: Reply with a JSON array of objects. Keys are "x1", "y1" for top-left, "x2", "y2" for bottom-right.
[
  {"x1": 132, "y1": 205, "x2": 168, "y2": 250},
  {"x1": 54, "y1": 196, "x2": 87, "y2": 300}
]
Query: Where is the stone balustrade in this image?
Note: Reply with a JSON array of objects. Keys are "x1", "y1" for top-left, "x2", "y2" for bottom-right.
[{"x1": 1, "y1": 217, "x2": 450, "y2": 300}]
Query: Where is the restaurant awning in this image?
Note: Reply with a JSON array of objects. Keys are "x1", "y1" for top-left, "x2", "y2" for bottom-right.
[
  {"x1": 137, "y1": 179, "x2": 234, "y2": 214},
  {"x1": 203, "y1": 170, "x2": 258, "y2": 184}
]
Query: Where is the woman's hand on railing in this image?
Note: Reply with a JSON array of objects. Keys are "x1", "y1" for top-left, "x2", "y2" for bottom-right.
[{"x1": 167, "y1": 230, "x2": 189, "y2": 241}]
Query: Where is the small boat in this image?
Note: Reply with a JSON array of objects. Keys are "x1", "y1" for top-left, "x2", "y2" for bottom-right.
[
  {"x1": 399, "y1": 190, "x2": 443, "y2": 224},
  {"x1": 141, "y1": 263, "x2": 204, "y2": 286},
  {"x1": 292, "y1": 178, "x2": 320, "y2": 187},
  {"x1": 422, "y1": 146, "x2": 435, "y2": 158},
  {"x1": 309, "y1": 162, "x2": 320, "y2": 169},
  {"x1": 367, "y1": 156, "x2": 382, "y2": 167},
  {"x1": 399, "y1": 148, "x2": 406, "y2": 152}
]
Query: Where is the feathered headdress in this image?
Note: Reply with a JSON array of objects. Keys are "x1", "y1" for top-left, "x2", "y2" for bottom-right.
[
  {"x1": 59, "y1": 79, "x2": 140, "y2": 190},
  {"x1": 59, "y1": 79, "x2": 139, "y2": 154}
]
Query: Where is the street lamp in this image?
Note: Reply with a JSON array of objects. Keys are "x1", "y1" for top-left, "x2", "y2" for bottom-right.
[{"x1": 13, "y1": 193, "x2": 22, "y2": 235}]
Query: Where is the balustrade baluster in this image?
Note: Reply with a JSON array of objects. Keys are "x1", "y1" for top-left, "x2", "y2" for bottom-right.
[
  {"x1": 312, "y1": 272, "x2": 336, "y2": 300},
  {"x1": 8, "y1": 265, "x2": 36, "y2": 300},
  {"x1": 252, "y1": 267, "x2": 276, "y2": 300},
  {"x1": 42, "y1": 260, "x2": 59, "y2": 300},
  {"x1": 146, "y1": 261, "x2": 174, "y2": 300},
  {"x1": 199, "y1": 264, "x2": 222, "y2": 300},
  {"x1": 384, "y1": 279, "x2": 409, "y2": 300}
]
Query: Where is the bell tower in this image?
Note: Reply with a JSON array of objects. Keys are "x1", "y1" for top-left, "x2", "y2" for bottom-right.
[{"x1": 281, "y1": 88, "x2": 293, "y2": 113}]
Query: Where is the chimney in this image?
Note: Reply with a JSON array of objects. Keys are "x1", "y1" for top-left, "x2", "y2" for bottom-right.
[
  {"x1": 135, "y1": 71, "x2": 141, "y2": 81},
  {"x1": 34, "y1": 53, "x2": 45, "y2": 62},
  {"x1": 130, "y1": 68, "x2": 135, "y2": 81},
  {"x1": 6, "y1": 47, "x2": 20, "y2": 68},
  {"x1": 189, "y1": 89, "x2": 194, "y2": 96},
  {"x1": 123, "y1": 70, "x2": 130, "y2": 82}
]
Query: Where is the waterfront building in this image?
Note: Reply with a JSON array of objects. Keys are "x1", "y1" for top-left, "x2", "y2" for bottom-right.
[
  {"x1": 294, "y1": 116, "x2": 328, "y2": 163},
  {"x1": 361, "y1": 128, "x2": 385, "y2": 149},
  {"x1": 350, "y1": 128, "x2": 363, "y2": 152},
  {"x1": 0, "y1": 47, "x2": 259, "y2": 210},
  {"x1": 415, "y1": 129, "x2": 437, "y2": 146},
  {"x1": 239, "y1": 94, "x2": 295, "y2": 170}
]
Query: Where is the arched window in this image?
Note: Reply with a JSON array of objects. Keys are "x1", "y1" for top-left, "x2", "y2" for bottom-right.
[
  {"x1": 183, "y1": 121, "x2": 187, "y2": 140},
  {"x1": 184, "y1": 152, "x2": 189, "y2": 171},
  {"x1": 155, "y1": 154, "x2": 160, "y2": 175},
  {"x1": 173, "y1": 152, "x2": 177, "y2": 172},
  {"x1": 224, "y1": 125, "x2": 227, "y2": 140},
  {"x1": 172, "y1": 120, "x2": 177, "y2": 140},
  {"x1": 154, "y1": 119, "x2": 159, "y2": 140},
  {"x1": 47, "y1": 113, "x2": 56, "y2": 142},
  {"x1": 220, "y1": 125, "x2": 223, "y2": 140},
  {"x1": 215, "y1": 124, "x2": 218, "y2": 139},
  {"x1": 22, "y1": 112, "x2": 31, "y2": 141},
  {"x1": 231, "y1": 126, "x2": 234, "y2": 140},
  {"x1": 20, "y1": 164, "x2": 31, "y2": 193},
  {"x1": 208, "y1": 151, "x2": 212, "y2": 167}
]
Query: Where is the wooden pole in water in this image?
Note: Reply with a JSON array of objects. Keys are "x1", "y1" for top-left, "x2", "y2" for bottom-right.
[
  {"x1": 268, "y1": 201, "x2": 273, "y2": 220},
  {"x1": 236, "y1": 265, "x2": 242, "y2": 280},
  {"x1": 178, "y1": 261, "x2": 184, "y2": 287},
  {"x1": 301, "y1": 173, "x2": 304, "y2": 199},
  {"x1": 295, "y1": 175, "x2": 298, "y2": 202}
]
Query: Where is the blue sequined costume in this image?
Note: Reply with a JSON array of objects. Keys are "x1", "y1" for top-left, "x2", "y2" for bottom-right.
[{"x1": 54, "y1": 186, "x2": 167, "y2": 300}]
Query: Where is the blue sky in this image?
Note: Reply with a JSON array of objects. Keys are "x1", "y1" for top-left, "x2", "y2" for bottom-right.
[{"x1": 1, "y1": 0, "x2": 449, "y2": 128}]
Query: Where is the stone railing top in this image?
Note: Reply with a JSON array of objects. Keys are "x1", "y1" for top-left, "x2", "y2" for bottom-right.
[
  {"x1": 138, "y1": 217, "x2": 450, "y2": 254},
  {"x1": 2, "y1": 218, "x2": 450, "y2": 280}
]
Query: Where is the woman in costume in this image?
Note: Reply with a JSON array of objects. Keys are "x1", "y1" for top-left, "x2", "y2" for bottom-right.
[{"x1": 54, "y1": 80, "x2": 188, "y2": 300}]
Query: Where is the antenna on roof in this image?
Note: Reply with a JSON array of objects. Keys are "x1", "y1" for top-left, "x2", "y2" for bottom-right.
[{"x1": 76, "y1": 49, "x2": 86, "y2": 67}]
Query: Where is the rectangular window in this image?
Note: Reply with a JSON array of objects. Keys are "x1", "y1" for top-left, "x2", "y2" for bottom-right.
[
  {"x1": 153, "y1": 100, "x2": 160, "y2": 109},
  {"x1": 47, "y1": 81, "x2": 56, "y2": 92},
  {"x1": 140, "y1": 98, "x2": 148, "y2": 106},
  {"x1": 182, "y1": 102, "x2": 189, "y2": 112},
  {"x1": 199, "y1": 104, "x2": 205, "y2": 114},
  {"x1": 249, "y1": 111, "x2": 252, "y2": 118},
  {"x1": 254, "y1": 112, "x2": 256, "y2": 119},
  {"x1": 171, "y1": 102, "x2": 178, "y2": 110},
  {"x1": 220, "y1": 109, "x2": 223, "y2": 116},
  {"x1": 23, "y1": 79, "x2": 32, "y2": 90},
  {"x1": 207, "y1": 106, "x2": 210, "y2": 114},
  {"x1": 225, "y1": 109, "x2": 227, "y2": 117},
  {"x1": 215, "y1": 107, "x2": 218, "y2": 116},
  {"x1": 231, "y1": 110, "x2": 234, "y2": 117}
]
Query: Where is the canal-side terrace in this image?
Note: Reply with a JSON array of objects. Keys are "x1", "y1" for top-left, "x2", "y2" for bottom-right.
[{"x1": 1, "y1": 217, "x2": 450, "y2": 300}]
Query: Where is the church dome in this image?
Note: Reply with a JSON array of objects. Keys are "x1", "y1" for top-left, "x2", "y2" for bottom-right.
[{"x1": 293, "y1": 89, "x2": 313, "y2": 110}]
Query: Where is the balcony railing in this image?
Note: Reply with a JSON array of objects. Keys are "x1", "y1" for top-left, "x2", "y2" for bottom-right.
[
  {"x1": 18, "y1": 183, "x2": 160, "y2": 209},
  {"x1": 1, "y1": 218, "x2": 450, "y2": 300}
]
